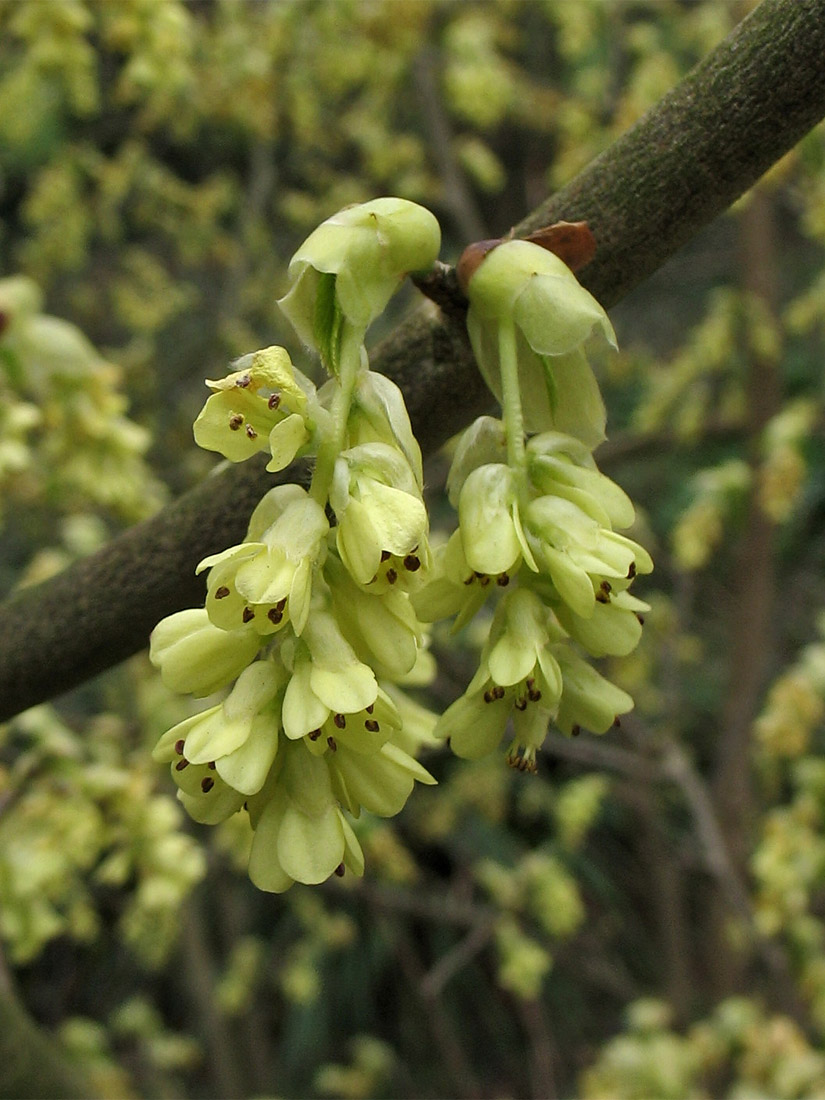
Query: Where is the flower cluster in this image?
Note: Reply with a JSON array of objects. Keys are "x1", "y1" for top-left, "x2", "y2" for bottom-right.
[
  {"x1": 415, "y1": 238, "x2": 652, "y2": 771},
  {"x1": 150, "y1": 201, "x2": 652, "y2": 891},
  {"x1": 151, "y1": 199, "x2": 441, "y2": 892}
]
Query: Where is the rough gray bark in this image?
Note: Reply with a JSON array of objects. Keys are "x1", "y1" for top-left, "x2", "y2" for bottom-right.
[{"x1": 2, "y1": 0, "x2": 825, "y2": 722}]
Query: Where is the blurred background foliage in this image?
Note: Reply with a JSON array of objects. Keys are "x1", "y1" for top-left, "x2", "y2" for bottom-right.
[{"x1": 3, "y1": 0, "x2": 825, "y2": 1097}]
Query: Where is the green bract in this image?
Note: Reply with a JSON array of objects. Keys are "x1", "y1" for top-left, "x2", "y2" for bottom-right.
[{"x1": 466, "y1": 239, "x2": 616, "y2": 446}]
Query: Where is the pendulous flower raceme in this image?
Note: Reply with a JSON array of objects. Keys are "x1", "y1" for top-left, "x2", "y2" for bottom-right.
[{"x1": 149, "y1": 201, "x2": 652, "y2": 892}]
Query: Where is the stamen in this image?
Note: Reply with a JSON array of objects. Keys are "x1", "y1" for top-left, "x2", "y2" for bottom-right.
[
  {"x1": 571, "y1": 724, "x2": 581, "y2": 737},
  {"x1": 229, "y1": 413, "x2": 244, "y2": 431},
  {"x1": 245, "y1": 424, "x2": 258, "y2": 440},
  {"x1": 493, "y1": 685, "x2": 505, "y2": 700},
  {"x1": 201, "y1": 776, "x2": 215, "y2": 793},
  {"x1": 365, "y1": 719, "x2": 380, "y2": 732},
  {"x1": 613, "y1": 716, "x2": 621, "y2": 728},
  {"x1": 235, "y1": 374, "x2": 252, "y2": 388},
  {"x1": 208, "y1": 761, "x2": 217, "y2": 770},
  {"x1": 268, "y1": 392, "x2": 281, "y2": 410},
  {"x1": 215, "y1": 585, "x2": 231, "y2": 599},
  {"x1": 514, "y1": 698, "x2": 527, "y2": 711},
  {"x1": 268, "y1": 606, "x2": 284, "y2": 624},
  {"x1": 333, "y1": 713, "x2": 346, "y2": 729},
  {"x1": 386, "y1": 568, "x2": 398, "y2": 585},
  {"x1": 327, "y1": 736, "x2": 337, "y2": 752},
  {"x1": 174, "y1": 739, "x2": 185, "y2": 756},
  {"x1": 242, "y1": 607, "x2": 255, "y2": 622},
  {"x1": 175, "y1": 759, "x2": 189, "y2": 771},
  {"x1": 403, "y1": 553, "x2": 420, "y2": 572},
  {"x1": 380, "y1": 550, "x2": 392, "y2": 562},
  {"x1": 308, "y1": 729, "x2": 322, "y2": 741},
  {"x1": 627, "y1": 561, "x2": 637, "y2": 579},
  {"x1": 497, "y1": 573, "x2": 510, "y2": 587},
  {"x1": 483, "y1": 690, "x2": 494, "y2": 704},
  {"x1": 527, "y1": 687, "x2": 542, "y2": 702},
  {"x1": 635, "y1": 613, "x2": 645, "y2": 625},
  {"x1": 365, "y1": 704, "x2": 374, "y2": 715},
  {"x1": 334, "y1": 863, "x2": 346, "y2": 878}
]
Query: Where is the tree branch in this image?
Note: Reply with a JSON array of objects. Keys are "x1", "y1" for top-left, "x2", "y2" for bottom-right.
[{"x1": 2, "y1": 0, "x2": 825, "y2": 722}]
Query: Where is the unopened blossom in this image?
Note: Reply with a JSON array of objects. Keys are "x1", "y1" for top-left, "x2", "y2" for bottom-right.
[
  {"x1": 465, "y1": 239, "x2": 616, "y2": 447},
  {"x1": 193, "y1": 345, "x2": 315, "y2": 470},
  {"x1": 344, "y1": 369, "x2": 424, "y2": 487},
  {"x1": 278, "y1": 198, "x2": 441, "y2": 363},
  {"x1": 526, "y1": 431, "x2": 636, "y2": 530}
]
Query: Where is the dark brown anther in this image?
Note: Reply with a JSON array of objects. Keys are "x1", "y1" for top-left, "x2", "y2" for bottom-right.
[
  {"x1": 497, "y1": 573, "x2": 510, "y2": 587},
  {"x1": 208, "y1": 761, "x2": 216, "y2": 770},
  {"x1": 235, "y1": 373, "x2": 252, "y2": 388},
  {"x1": 242, "y1": 607, "x2": 255, "y2": 623},
  {"x1": 333, "y1": 713, "x2": 346, "y2": 729},
  {"x1": 515, "y1": 697, "x2": 528, "y2": 711},
  {"x1": 229, "y1": 413, "x2": 244, "y2": 431},
  {"x1": 366, "y1": 704, "x2": 374, "y2": 715},
  {"x1": 245, "y1": 424, "x2": 258, "y2": 440},
  {"x1": 480, "y1": 575, "x2": 490, "y2": 587},
  {"x1": 463, "y1": 574, "x2": 474, "y2": 586},
  {"x1": 327, "y1": 736, "x2": 337, "y2": 752},
  {"x1": 365, "y1": 719, "x2": 380, "y2": 732},
  {"x1": 268, "y1": 392, "x2": 281, "y2": 410},
  {"x1": 403, "y1": 554, "x2": 420, "y2": 572},
  {"x1": 596, "y1": 591, "x2": 610, "y2": 604},
  {"x1": 243, "y1": 801, "x2": 249, "y2": 812},
  {"x1": 635, "y1": 613, "x2": 646, "y2": 625},
  {"x1": 380, "y1": 550, "x2": 392, "y2": 562},
  {"x1": 627, "y1": 561, "x2": 637, "y2": 580},
  {"x1": 600, "y1": 581, "x2": 612, "y2": 595},
  {"x1": 334, "y1": 863, "x2": 346, "y2": 878},
  {"x1": 483, "y1": 690, "x2": 494, "y2": 704},
  {"x1": 493, "y1": 685, "x2": 506, "y2": 700},
  {"x1": 613, "y1": 716, "x2": 621, "y2": 728},
  {"x1": 215, "y1": 585, "x2": 231, "y2": 600},
  {"x1": 308, "y1": 729, "x2": 322, "y2": 741},
  {"x1": 268, "y1": 606, "x2": 283, "y2": 624},
  {"x1": 386, "y1": 568, "x2": 398, "y2": 585},
  {"x1": 175, "y1": 759, "x2": 189, "y2": 771},
  {"x1": 174, "y1": 739, "x2": 185, "y2": 756},
  {"x1": 527, "y1": 687, "x2": 542, "y2": 702},
  {"x1": 571, "y1": 724, "x2": 581, "y2": 737},
  {"x1": 201, "y1": 776, "x2": 215, "y2": 793}
]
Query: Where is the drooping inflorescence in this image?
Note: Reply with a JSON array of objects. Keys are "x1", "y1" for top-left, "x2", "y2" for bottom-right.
[{"x1": 149, "y1": 199, "x2": 651, "y2": 891}]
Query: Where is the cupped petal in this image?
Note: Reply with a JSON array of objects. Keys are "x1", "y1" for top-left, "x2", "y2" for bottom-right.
[
  {"x1": 458, "y1": 463, "x2": 522, "y2": 576},
  {"x1": 149, "y1": 608, "x2": 261, "y2": 697},
  {"x1": 436, "y1": 690, "x2": 509, "y2": 759},
  {"x1": 217, "y1": 712, "x2": 280, "y2": 796},
  {"x1": 266, "y1": 413, "x2": 309, "y2": 472},
  {"x1": 277, "y1": 802, "x2": 346, "y2": 885}
]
